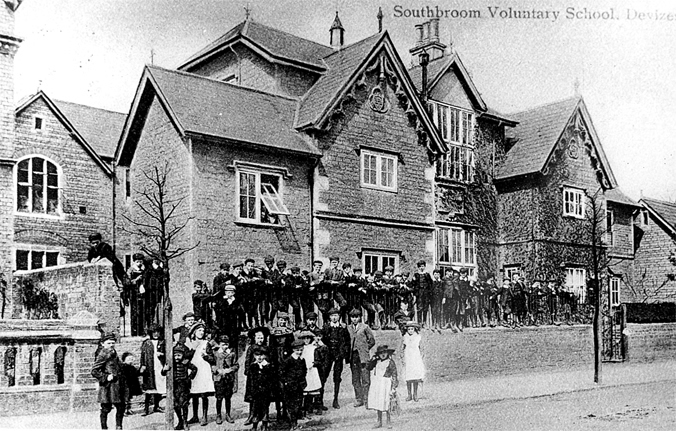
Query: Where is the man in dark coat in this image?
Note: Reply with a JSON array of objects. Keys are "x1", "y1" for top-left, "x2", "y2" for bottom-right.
[
  {"x1": 409, "y1": 260, "x2": 433, "y2": 327},
  {"x1": 347, "y1": 308, "x2": 375, "y2": 407},
  {"x1": 321, "y1": 307, "x2": 350, "y2": 409},
  {"x1": 91, "y1": 333, "x2": 126, "y2": 430},
  {"x1": 211, "y1": 285, "x2": 246, "y2": 357}
]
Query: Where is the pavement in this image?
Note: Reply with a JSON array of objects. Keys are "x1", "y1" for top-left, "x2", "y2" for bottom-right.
[{"x1": 1, "y1": 359, "x2": 674, "y2": 430}]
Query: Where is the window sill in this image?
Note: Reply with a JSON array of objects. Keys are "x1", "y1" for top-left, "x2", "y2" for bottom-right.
[
  {"x1": 435, "y1": 177, "x2": 473, "y2": 187},
  {"x1": 360, "y1": 184, "x2": 398, "y2": 193},
  {"x1": 14, "y1": 211, "x2": 65, "y2": 221},
  {"x1": 563, "y1": 213, "x2": 585, "y2": 220},
  {"x1": 234, "y1": 220, "x2": 282, "y2": 229}
]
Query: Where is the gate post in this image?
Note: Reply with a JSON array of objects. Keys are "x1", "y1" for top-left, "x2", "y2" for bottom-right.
[{"x1": 620, "y1": 303, "x2": 628, "y2": 361}]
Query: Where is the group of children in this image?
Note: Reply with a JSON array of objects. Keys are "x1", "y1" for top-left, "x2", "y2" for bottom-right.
[{"x1": 92, "y1": 304, "x2": 428, "y2": 430}]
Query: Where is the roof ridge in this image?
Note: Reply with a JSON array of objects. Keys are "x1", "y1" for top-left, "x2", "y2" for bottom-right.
[
  {"x1": 147, "y1": 64, "x2": 300, "y2": 102},
  {"x1": 507, "y1": 96, "x2": 580, "y2": 117},
  {"x1": 53, "y1": 98, "x2": 126, "y2": 115},
  {"x1": 321, "y1": 32, "x2": 382, "y2": 60},
  {"x1": 248, "y1": 19, "x2": 330, "y2": 50}
]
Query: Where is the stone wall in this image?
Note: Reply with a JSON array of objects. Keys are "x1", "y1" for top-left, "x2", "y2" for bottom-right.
[
  {"x1": 11, "y1": 261, "x2": 119, "y2": 332},
  {"x1": 632, "y1": 216, "x2": 676, "y2": 303},
  {"x1": 0, "y1": 312, "x2": 101, "y2": 416},
  {"x1": 626, "y1": 322, "x2": 676, "y2": 362}
]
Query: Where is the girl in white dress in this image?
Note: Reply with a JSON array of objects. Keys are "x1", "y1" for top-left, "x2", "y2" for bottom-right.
[
  {"x1": 367, "y1": 345, "x2": 398, "y2": 429},
  {"x1": 299, "y1": 330, "x2": 323, "y2": 416},
  {"x1": 402, "y1": 321, "x2": 425, "y2": 402},
  {"x1": 185, "y1": 322, "x2": 215, "y2": 426}
]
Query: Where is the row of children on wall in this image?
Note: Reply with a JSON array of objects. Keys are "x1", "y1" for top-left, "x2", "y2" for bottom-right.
[
  {"x1": 91, "y1": 306, "x2": 427, "y2": 430},
  {"x1": 191, "y1": 256, "x2": 583, "y2": 338}
]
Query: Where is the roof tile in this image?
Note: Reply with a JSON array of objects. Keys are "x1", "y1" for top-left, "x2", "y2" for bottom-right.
[{"x1": 642, "y1": 198, "x2": 676, "y2": 233}]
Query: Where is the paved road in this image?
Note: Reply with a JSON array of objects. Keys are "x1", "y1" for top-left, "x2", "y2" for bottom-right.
[{"x1": 324, "y1": 380, "x2": 676, "y2": 431}]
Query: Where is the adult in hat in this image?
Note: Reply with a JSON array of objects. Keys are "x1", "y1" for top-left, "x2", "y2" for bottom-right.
[
  {"x1": 321, "y1": 306, "x2": 350, "y2": 409},
  {"x1": 140, "y1": 324, "x2": 166, "y2": 416},
  {"x1": 91, "y1": 331, "x2": 126, "y2": 430}
]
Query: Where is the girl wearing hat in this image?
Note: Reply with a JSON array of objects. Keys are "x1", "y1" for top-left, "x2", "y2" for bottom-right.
[
  {"x1": 186, "y1": 322, "x2": 215, "y2": 426},
  {"x1": 299, "y1": 331, "x2": 323, "y2": 416},
  {"x1": 401, "y1": 321, "x2": 425, "y2": 402},
  {"x1": 366, "y1": 344, "x2": 398, "y2": 428}
]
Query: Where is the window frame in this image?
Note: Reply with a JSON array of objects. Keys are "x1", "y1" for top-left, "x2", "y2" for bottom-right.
[
  {"x1": 610, "y1": 276, "x2": 620, "y2": 307},
  {"x1": 430, "y1": 101, "x2": 475, "y2": 147},
  {"x1": 503, "y1": 265, "x2": 521, "y2": 281},
  {"x1": 605, "y1": 209, "x2": 615, "y2": 246},
  {"x1": 362, "y1": 251, "x2": 399, "y2": 275},
  {"x1": 565, "y1": 267, "x2": 587, "y2": 303},
  {"x1": 641, "y1": 209, "x2": 649, "y2": 226},
  {"x1": 431, "y1": 101, "x2": 476, "y2": 183},
  {"x1": 124, "y1": 167, "x2": 131, "y2": 201},
  {"x1": 14, "y1": 155, "x2": 63, "y2": 219},
  {"x1": 33, "y1": 115, "x2": 45, "y2": 132},
  {"x1": 235, "y1": 169, "x2": 285, "y2": 226},
  {"x1": 14, "y1": 245, "x2": 61, "y2": 271},
  {"x1": 360, "y1": 150, "x2": 398, "y2": 192},
  {"x1": 436, "y1": 227, "x2": 477, "y2": 267},
  {"x1": 563, "y1": 187, "x2": 585, "y2": 219}
]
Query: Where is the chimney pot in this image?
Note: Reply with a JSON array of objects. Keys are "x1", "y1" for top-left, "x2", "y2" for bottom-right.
[
  {"x1": 431, "y1": 18, "x2": 439, "y2": 41},
  {"x1": 415, "y1": 24, "x2": 423, "y2": 45}
]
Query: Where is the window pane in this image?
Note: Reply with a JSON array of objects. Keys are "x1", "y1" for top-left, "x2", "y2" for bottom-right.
[
  {"x1": 437, "y1": 229, "x2": 449, "y2": 263},
  {"x1": 239, "y1": 172, "x2": 256, "y2": 219},
  {"x1": 46, "y1": 252, "x2": 59, "y2": 267},
  {"x1": 450, "y1": 109, "x2": 460, "y2": 142},
  {"x1": 18, "y1": 159, "x2": 29, "y2": 183},
  {"x1": 363, "y1": 154, "x2": 377, "y2": 185},
  {"x1": 47, "y1": 162, "x2": 58, "y2": 186},
  {"x1": 451, "y1": 230, "x2": 462, "y2": 263},
  {"x1": 16, "y1": 250, "x2": 29, "y2": 271},
  {"x1": 31, "y1": 251, "x2": 44, "y2": 270},
  {"x1": 383, "y1": 256, "x2": 395, "y2": 271},
  {"x1": 17, "y1": 185, "x2": 29, "y2": 212},
  {"x1": 381, "y1": 157, "x2": 394, "y2": 188},
  {"x1": 364, "y1": 255, "x2": 377, "y2": 276}
]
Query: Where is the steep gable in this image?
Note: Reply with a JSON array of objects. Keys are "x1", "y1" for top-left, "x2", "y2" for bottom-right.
[
  {"x1": 642, "y1": 198, "x2": 676, "y2": 235},
  {"x1": 497, "y1": 97, "x2": 617, "y2": 188},
  {"x1": 296, "y1": 31, "x2": 446, "y2": 157},
  {"x1": 15, "y1": 92, "x2": 113, "y2": 176}
]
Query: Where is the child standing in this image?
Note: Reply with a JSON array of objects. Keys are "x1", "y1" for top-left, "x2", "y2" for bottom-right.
[
  {"x1": 185, "y1": 322, "x2": 215, "y2": 426},
  {"x1": 401, "y1": 322, "x2": 425, "y2": 402},
  {"x1": 366, "y1": 345, "x2": 398, "y2": 429},
  {"x1": 244, "y1": 327, "x2": 270, "y2": 426},
  {"x1": 247, "y1": 345, "x2": 276, "y2": 431},
  {"x1": 162, "y1": 344, "x2": 197, "y2": 430},
  {"x1": 298, "y1": 330, "x2": 323, "y2": 416},
  {"x1": 280, "y1": 340, "x2": 306, "y2": 431},
  {"x1": 121, "y1": 352, "x2": 143, "y2": 415},
  {"x1": 139, "y1": 325, "x2": 166, "y2": 416},
  {"x1": 91, "y1": 333, "x2": 126, "y2": 430},
  {"x1": 212, "y1": 335, "x2": 239, "y2": 424}
]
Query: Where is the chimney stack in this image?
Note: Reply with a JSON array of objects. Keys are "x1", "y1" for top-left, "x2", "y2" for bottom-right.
[
  {"x1": 410, "y1": 19, "x2": 447, "y2": 61},
  {"x1": 329, "y1": 11, "x2": 345, "y2": 50},
  {"x1": 419, "y1": 50, "x2": 430, "y2": 104}
]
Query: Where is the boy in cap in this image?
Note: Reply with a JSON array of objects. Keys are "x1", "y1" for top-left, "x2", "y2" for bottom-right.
[
  {"x1": 321, "y1": 307, "x2": 350, "y2": 409},
  {"x1": 247, "y1": 345, "x2": 276, "y2": 431},
  {"x1": 269, "y1": 312, "x2": 294, "y2": 421},
  {"x1": 211, "y1": 284, "x2": 245, "y2": 357},
  {"x1": 280, "y1": 340, "x2": 307, "y2": 430},
  {"x1": 173, "y1": 312, "x2": 196, "y2": 345},
  {"x1": 409, "y1": 260, "x2": 433, "y2": 328},
  {"x1": 91, "y1": 332, "x2": 126, "y2": 430},
  {"x1": 285, "y1": 266, "x2": 307, "y2": 325},
  {"x1": 212, "y1": 263, "x2": 231, "y2": 294},
  {"x1": 191, "y1": 280, "x2": 212, "y2": 329},
  {"x1": 347, "y1": 308, "x2": 375, "y2": 407},
  {"x1": 260, "y1": 255, "x2": 278, "y2": 325},
  {"x1": 163, "y1": 343, "x2": 198, "y2": 430},
  {"x1": 212, "y1": 335, "x2": 238, "y2": 424}
]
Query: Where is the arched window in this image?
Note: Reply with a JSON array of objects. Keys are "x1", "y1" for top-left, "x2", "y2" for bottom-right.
[{"x1": 16, "y1": 156, "x2": 60, "y2": 215}]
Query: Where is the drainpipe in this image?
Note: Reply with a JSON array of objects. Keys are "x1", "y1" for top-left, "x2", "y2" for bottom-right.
[{"x1": 419, "y1": 50, "x2": 430, "y2": 104}]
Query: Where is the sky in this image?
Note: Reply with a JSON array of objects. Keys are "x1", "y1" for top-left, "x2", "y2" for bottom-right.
[{"x1": 12, "y1": 0, "x2": 676, "y2": 201}]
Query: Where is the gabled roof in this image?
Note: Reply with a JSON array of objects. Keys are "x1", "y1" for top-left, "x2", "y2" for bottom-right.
[
  {"x1": 408, "y1": 54, "x2": 517, "y2": 125},
  {"x1": 496, "y1": 96, "x2": 617, "y2": 187},
  {"x1": 295, "y1": 31, "x2": 446, "y2": 156},
  {"x1": 53, "y1": 100, "x2": 126, "y2": 159},
  {"x1": 15, "y1": 91, "x2": 114, "y2": 176},
  {"x1": 116, "y1": 66, "x2": 321, "y2": 166},
  {"x1": 605, "y1": 188, "x2": 640, "y2": 208},
  {"x1": 641, "y1": 198, "x2": 676, "y2": 235},
  {"x1": 178, "y1": 19, "x2": 333, "y2": 72},
  {"x1": 296, "y1": 32, "x2": 382, "y2": 128}
]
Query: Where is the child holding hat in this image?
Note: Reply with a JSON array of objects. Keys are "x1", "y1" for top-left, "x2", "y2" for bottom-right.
[{"x1": 367, "y1": 344, "x2": 398, "y2": 429}]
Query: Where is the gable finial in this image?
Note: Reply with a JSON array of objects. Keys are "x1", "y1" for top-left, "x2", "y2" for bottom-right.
[
  {"x1": 377, "y1": 7, "x2": 383, "y2": 33},
  {"x1": 448, "y1": 28, "x2": 454, "y2": 54},
  {"x1": 574, "y1": 77, "x2": 581, "y2": 96},
  {"x1": 244, "y1": 3, "x2": 251, "y2": 20},
  {"x1": 36, "y1": 79, "x2": 42, "y2": 93}
]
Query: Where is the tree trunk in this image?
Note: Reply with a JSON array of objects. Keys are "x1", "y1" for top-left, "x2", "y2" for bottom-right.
[
  {"x1": 163, "y1": 268, "x2": 174, "y2": 429},
  {"x1": 593, "y1": 285, "x2": 602, "y2": 384}
]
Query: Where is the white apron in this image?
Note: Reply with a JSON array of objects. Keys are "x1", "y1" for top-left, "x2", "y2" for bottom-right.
[
  {"x1": 146, "y1": 339, "x2": 166, "y2": 394},
  {"x1": 368, "y1": 359, "x2": 392, "y2": 412},
  {"x1": 302, "y1": 344, "x2": 322, "y2": 394},
  {"x1": 403, "y1": 333, "x2": 425, "y2": 382},
  {"x1": 187, "y1": 339, "x2": 215, "y2": 394}
]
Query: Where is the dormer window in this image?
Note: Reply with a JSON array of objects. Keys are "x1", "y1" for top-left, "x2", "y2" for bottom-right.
[{"x1": 431, "y1": 101, "x2": 475, "y2": 183}]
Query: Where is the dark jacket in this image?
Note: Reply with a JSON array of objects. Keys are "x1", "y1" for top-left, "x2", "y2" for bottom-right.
[
  {"x1": 279, "y1": 355, "x2": 307, "y2": 393},
  {"x1": 122, "y1": 363, "x2": 143, "y2": 397},
  {"x1": 247, "y1": 361, "x2": 276, "y2": 403},
  {"x1": 140, "y1": 339, "x2": 165, "y2": 391},
  {"x1": 91, "y1": 348, "x2": 126, "y2": 404},
  {"x1": 366, "y1": 357, "x2": 398, "y2": 389},
  {"x1": 321, "y1": 323, "x2": 350, "y2": 359}
]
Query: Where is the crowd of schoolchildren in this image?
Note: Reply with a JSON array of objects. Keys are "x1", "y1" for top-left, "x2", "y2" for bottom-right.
[{"x1": 90, "y1": 254, "x2": 585, "y2": 430}]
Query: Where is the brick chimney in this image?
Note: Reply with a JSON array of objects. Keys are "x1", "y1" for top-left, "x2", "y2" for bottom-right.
[
  {"x1": 329, "y1": 11, "x2": 344, "y2": 50},
  {"x1": 410, "y1": 18, "x2": 446, "y2": 61}
]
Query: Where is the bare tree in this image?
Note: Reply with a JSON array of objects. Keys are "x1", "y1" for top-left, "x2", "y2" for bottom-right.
[
  {"x1": 122, "y1": 162, "x2": 198, "y2": 429},
  {"x1": 625, "y1": 246, "x2": 676, "y2": 303}
]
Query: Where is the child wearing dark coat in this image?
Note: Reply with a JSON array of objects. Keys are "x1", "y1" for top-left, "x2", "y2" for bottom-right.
[
  {"x1": 162, "y1": 344, "x2": 198, "y2": 430},
  {"x1": 121, "y1": 352, "x2": 143, "y2": 416},
  {"x1": 91, "y1": 333, "x2": 127, "y2": 430},
  {"x1": 211, "y1": 335, "x2": 239, "y2": 424},
  {"x1": 247, "y1": 345, "x2": 276, "y2": 431},
  {"x1": 279, "y1": 340, "x2": 307, "y2": 430}
]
